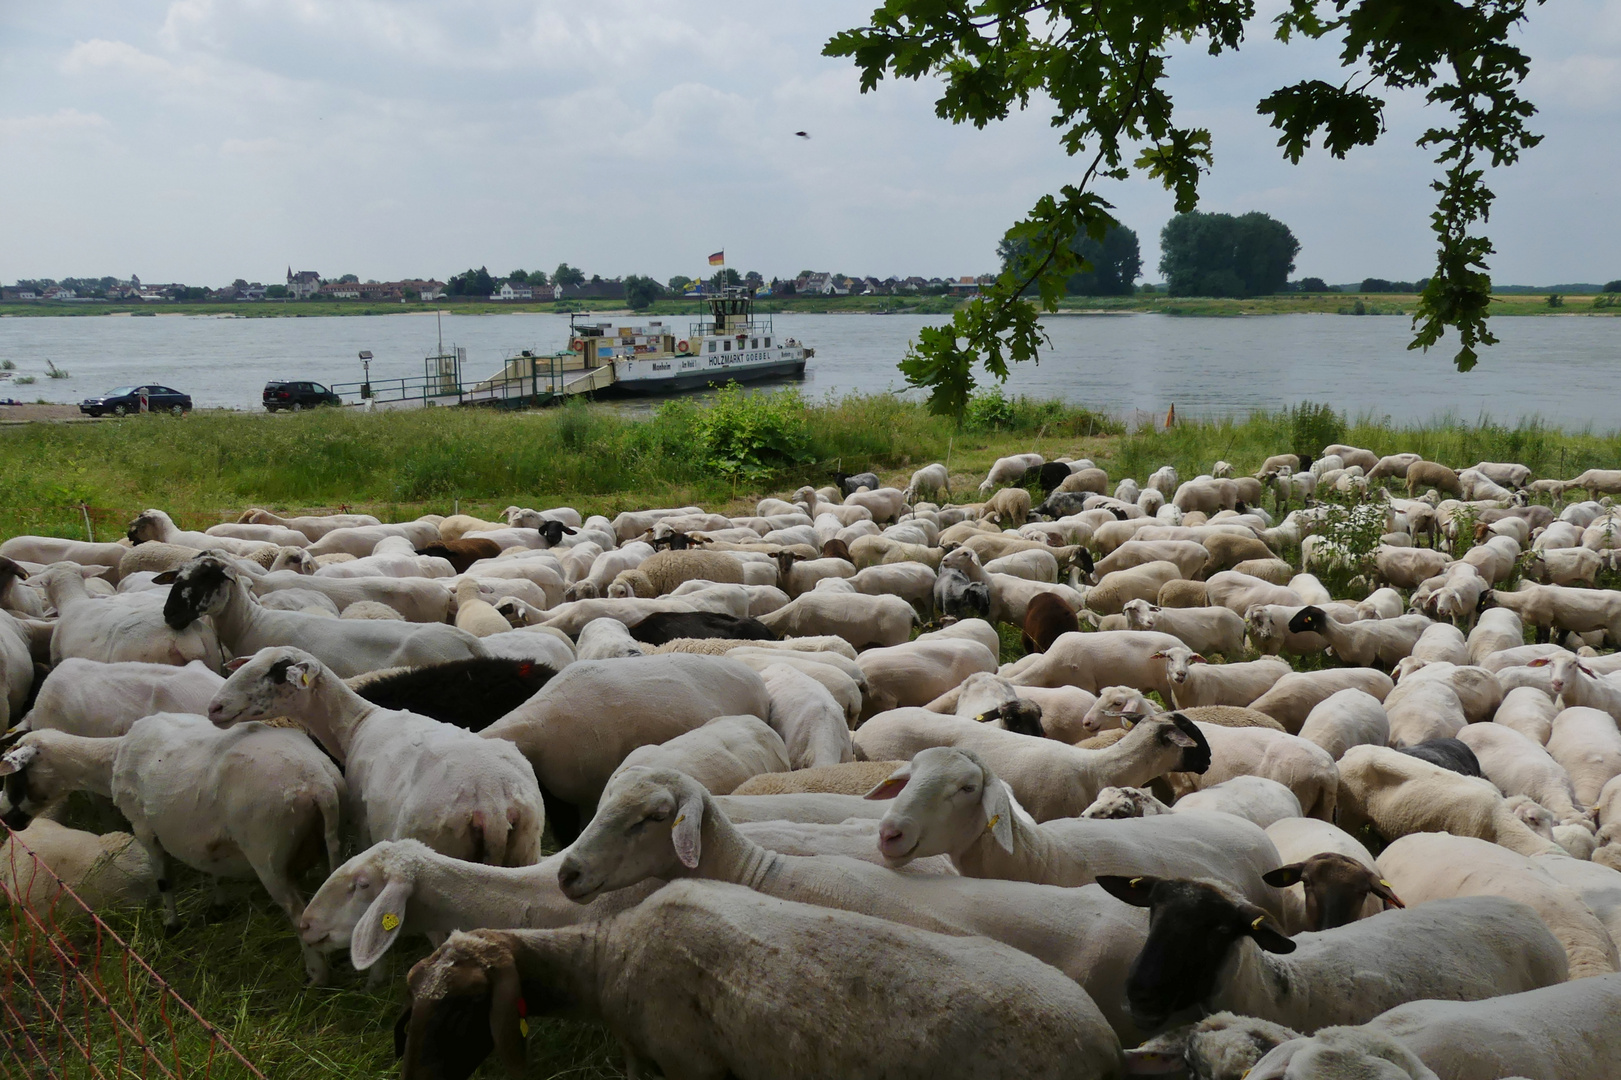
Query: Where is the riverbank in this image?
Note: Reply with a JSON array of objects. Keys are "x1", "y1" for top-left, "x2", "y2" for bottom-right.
[
  {"x1": 5, "y1": 391, "x2": 1619, "y2": 543},
  {"x1": 4, "y1": 292, "x2": 1615, "y2": 319}
]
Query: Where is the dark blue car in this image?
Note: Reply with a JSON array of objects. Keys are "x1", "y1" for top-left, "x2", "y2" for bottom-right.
[{"x1": 79, "y1": 384, "x2": 193, "y2": 417}]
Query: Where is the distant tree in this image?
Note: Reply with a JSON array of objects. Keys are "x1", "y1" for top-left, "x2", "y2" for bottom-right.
[
  {"x1": 778, "y1": 279, "x2": 797, "y2": 296},
  {"x1": 337, "y1": 273, "x2": 360, "y2": 284},
  {"x1": 1138, "y1": 283, "x2": 1157, "y2": 294},
  {"x1": 232, "y1": 278, "x2": 249, "y2": 291},
  {"x1": 265, "y1": 284, "x2": 288, "y2": 298},
  {"x1": 1547, "y1": 293, "x2": 1564, "y2": 308},
  {"x1": 553, "y1": 263, "x2": 586, "y2": 288},
  {"x1": 1359, "y1": 278, "x2": 1428, "y2": 293},
  {"x1": 710, "y1": 268, "x2": 742, "y2": 289},
  {"x1": 624, "y1": 274, "x2": 663, "y2": 310},
  {"x1": 1605, "y1": 280, "x2": 1621, "y2": 293},
  {"x1": 1159, "y1": 212, "x2": 1299, "y2": 297},
  {"x1": 508, "y1": 269, "x2": 529, "y2": 283},
  {"x1": 446, "y1": 266, "x2": 495, "y2": 297},
  {"x1": 743, "y1": 270, "x2": 764, "y2": 288},
  {"x1": 796, "y1": 270, "x2": 814, "y2": 279},
  {"x1": 998, "y1": 223, "x2": 1141, "y2": 296},
  {"x1": 1296, "y1": 277, "x2": 1333, "y2": 293},
  {"x1": 528, "y1": 269, "x2": 549, "y2": 287},
  {"x1": 668, "y1": 275, "x2": 693, "y2": 292},
  {"x1": 176, "y1": 286, "x2": 207, "y2": 301}
]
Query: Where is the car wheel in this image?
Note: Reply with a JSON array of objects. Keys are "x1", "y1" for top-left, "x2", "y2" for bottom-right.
[
  {"x1": 171, "y1": 404, "x2": 185, "y2": 416},
  {"x1": 291, "y1": 402, "x2": 303, "y2": 412},
  {"x1": 265, "y1": 405, "x2": 277, "y2": 413},
  {"x1": 113, "y1": 404, "x2": 128, "y2": 417}
]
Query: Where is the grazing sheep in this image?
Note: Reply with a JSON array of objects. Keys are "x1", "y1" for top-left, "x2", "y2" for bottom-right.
[
  {"x1": 349, "y1": 658, "x2": 557, "y2": 733},
  {"x1": 1264, "y1": 817, "x2": 1392, "y2": 934},
  {"x1": 399, "y1": 880, "x2": 1122, "y2": 1080},
  {"x1": 1158, "y1": 578, "x2": 1210, "y2": 608},
  {"x1": 902, "y1": 463, "x2": 950, "y2": 504},
  {"x1": 756, "y1": 590, "x2": 917, "y2": 649},
  {"x1": 1249, "y1": 669, "x2": 1395, "y2": 733},
  {"x1": 1296, "y1": 688, "x2": 1389, "y2": 760},
  {"x1": 609, "y1": 549, "x2": 747, "y2": 597},
  {"x1": 978, "y1": 453, "x2": 1044, "y2": 494},
  {"x1": 17, "y1": 658, "x2": 224, "y2": 739}
]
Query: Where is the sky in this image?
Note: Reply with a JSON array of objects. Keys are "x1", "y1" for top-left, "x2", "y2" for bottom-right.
[{"x1": 3, "y1": 0, "x2": 1617, "y2": 288}]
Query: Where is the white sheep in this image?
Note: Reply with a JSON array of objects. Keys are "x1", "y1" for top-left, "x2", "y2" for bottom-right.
[
  {"x1": 1456, "y1": 721, "x2": 1587, "y2": 826},
  {"x1": 400, "y1": 879, "x2": 1122, "y2": 1080},
  {"x1": 1295, "y1": 688, "x2": 1389, "y2": 760},
  {"x1": 756, "y1": 589, "x2": 916, "y2": 649},
  {"x1": 1547, "y1": 705, "x2": 1621, "y2": 806},
  {"x1": 209, "y1": 646, "x2": 544, "y2": 867},
  {"x1": 758, "y1": 663, "x2": 854, "y2": 767},
  {"x1": 978, "y1": 453, "x2": 1044, "y2": 493},
  {"x1": 610, "y1": 714, "x2": 790, "y2": 795},
  {"x1": 1248, "y1": 669, "x2": 1395, "y2": 733},
  {"x1": 38, "y1": 564, "x2": 223, "y2": 668},
  {"x1": 17, "y1": 658, "x2": 224, "y2": 738},
  {"x1": 855, "y1": 636, "x2": 999, "y2": 717},
  {"x1": 0, "y1": 715, "x2": 343, "y2": 982},
  {"x1": 1122, "y1": 599, "x2": 1248, "y2": 656},
  {"x1": 1150, "y1": 645, "x2": 1291, "y2": 709},
  {"x1": 903, "y1": 462, "x2": 950, "y2": 503},
  {"x1": 0, "y1": 817, "x2": 158, "y2": 921}
]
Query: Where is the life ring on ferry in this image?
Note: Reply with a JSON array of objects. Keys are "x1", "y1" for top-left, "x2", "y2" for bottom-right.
[
  {"x1": 569, "y1": 337, "x2": 584, "y2": 351},
  {"x1": 677, "y1": 339, "x2": 689, "y2": 353}
]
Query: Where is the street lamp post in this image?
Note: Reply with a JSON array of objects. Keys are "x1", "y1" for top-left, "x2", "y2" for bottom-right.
[{"x1": 359, "y1": 350, "x2": 372, "y2": 398}]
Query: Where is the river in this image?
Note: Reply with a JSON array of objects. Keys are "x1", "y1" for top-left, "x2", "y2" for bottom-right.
[{"x1": 2, "y1": 310, "x2": 1617, "y2": 427}]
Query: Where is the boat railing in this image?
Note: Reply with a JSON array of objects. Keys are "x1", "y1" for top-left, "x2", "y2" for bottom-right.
[{"x1": 688, "y1": 315, "x2": 775, "y2": 338}]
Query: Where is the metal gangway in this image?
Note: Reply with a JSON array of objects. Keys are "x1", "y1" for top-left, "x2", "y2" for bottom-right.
[{"x1": 330, "y1": 346, "x2": 612, "y2": 410}]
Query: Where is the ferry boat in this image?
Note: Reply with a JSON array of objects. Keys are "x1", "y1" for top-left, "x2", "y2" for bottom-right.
[{"x1": 568, "y1": 286, "x2": 811, "y2": 394}]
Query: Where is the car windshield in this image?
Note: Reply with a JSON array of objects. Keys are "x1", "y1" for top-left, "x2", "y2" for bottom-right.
[{"x1": 106, "y1": 387, "x2": 137, "y2": 396}]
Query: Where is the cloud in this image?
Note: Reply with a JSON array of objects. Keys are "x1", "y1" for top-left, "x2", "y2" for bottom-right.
[{"x1": 0, "y1": 107, "x2": 110, "y2": 139}]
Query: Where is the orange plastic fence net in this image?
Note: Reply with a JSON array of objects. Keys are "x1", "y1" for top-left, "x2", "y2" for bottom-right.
[{"x1": 0, "y1": 821, "x2": 266, "y2": 1079}]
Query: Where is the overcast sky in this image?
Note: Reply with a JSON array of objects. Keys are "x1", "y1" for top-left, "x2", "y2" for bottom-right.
[{"x1": 4, "y1": 1, "x2": 1617, "y2": 287}]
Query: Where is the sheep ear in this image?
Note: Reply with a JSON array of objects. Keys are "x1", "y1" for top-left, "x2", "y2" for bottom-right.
[
  {"x1": 0, "y1": 745, "x2": 38, "y2": 776},
  {"x1": 152, "y1": 570, "x2": 179, "y2": 585},
  {"x1": 1526, "y1": 657, "x2": 1552, "y2": 668},
  {"x1": 350, "y1": 879, "x2": 414, "y2": 969},
  {"x1": 1189, "y1": 653, "x2": 1207, "y2": 664},
  {"x1": 1096, "y1": 874, "x2": 1159, "y2": 907},
  {"x1": 1147, "y1": 650, "x2": 1168, "y2": 660},
  {"x1": 488, "y1": 959, "x2": 529, "y2": 1078},
  {"x1": 670, "y1": 792, "x2": 705, "y2": 869},
  {"x1": 1262, "y1": 863, "x2": 1305, "y2": 888},
  {"x1": 1579, "y1": 663, "x2": 1598, "y2": 678},
  {"x1": 223, "y1": 656, "x2": 251, "y2": 673},
  {"x1": 1369, "y1": 875, "x2": 1405, "y2": 910},
  {"x1": 981, "y1": 778, "x2": 1015, "y2": 853},
  {"x1": 1246, "y1": 912, "x2": 1296, "y2": 954},
  {"x1": 863, "y1": 765, "x2": 912, "y2": 801}
]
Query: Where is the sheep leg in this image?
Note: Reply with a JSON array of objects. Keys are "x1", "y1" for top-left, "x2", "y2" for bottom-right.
[
  {"x1": 1534, "y1": 623, "x2": 1550, "y2": 645},
  {"x1": 131, "y1": 825, "x2": 179, "y2": 932},
  {"x1": 256, "y1": 864, "x2": 328, "y2": 985}
]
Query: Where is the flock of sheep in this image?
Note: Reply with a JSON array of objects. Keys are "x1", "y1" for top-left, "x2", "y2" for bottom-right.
[{"x1": 6, "y1": 445, "x2": 1621, "y2": 1078}]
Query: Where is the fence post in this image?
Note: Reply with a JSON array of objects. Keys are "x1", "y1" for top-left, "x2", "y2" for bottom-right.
[{"x1": 80, "y1": 502, "x2": 94, "y2": 544}]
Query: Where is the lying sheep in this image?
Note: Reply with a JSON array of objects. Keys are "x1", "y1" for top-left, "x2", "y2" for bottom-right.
[
  {"x1": 731, "y1": 760, "x2": 910, "y2": 796},
  {"x1": 0, "y1": 817, "x2": 158, "y2": 921}
]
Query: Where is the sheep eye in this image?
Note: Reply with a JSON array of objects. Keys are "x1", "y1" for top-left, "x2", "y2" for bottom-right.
[
  {"x1": 960, "y1": 785, "x2": 978, "y2": 795},
  {"x1": 648, "y1": 809, "x2": 670, "y2": 822}
]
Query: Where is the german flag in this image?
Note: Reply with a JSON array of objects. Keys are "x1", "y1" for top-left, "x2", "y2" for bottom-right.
[{"x1": 708, "y1": 251, "x2": 725, "y2": 265}]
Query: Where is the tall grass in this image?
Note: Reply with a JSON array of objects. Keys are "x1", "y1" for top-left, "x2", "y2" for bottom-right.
[{"x1": 0, "y1": 393, "x2": 1117, "y2": 540}]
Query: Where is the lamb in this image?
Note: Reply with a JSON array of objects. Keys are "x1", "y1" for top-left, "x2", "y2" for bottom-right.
[
  {"x1": 126, "y1": 508, "x2": 278, "y2": 558},
  {"x1": 756, "y1": 590, "x2": 916, "y2": 649},
  {"x1": 555, "y1": 766, "x2": 1151, "y2": 1044},
  {"x1": 1164, "y1": 721, "x2": 1340, "y2": 821},
  {"x1": 0, "y1": 715, "x2": 343, "y2": 982},
  {"x1": 1490, "y1": 581, "x2": 1621, "y2": 643},
  {"x1": 1150, "y1": 645, "x2": 1292, "y2": 709},
  {"x1": 854, "y1": 707, "x2": 1212, "y2": 822},
  {"x1": 0, "y1": 817, "x2": 158, "y2": 921},
  {"x1": 611, "y1": 714, "x2": 790, "y2": 795},
  {"x1": 1122, "y1": 599, "x2": 1247, "y2": 657},
  {"x1": 1080, "y1": 785, "x2": 1172, "y2": 818},
  {"x1": 574, "y1": 616, "x2": 647, "y2": 659},
  {"x1": 399, "y1": 880, "x2": 1122, "y2": 1080},
  {"x1": 477, "y1": 653, "x2": 771, "y2": 842},
  {"x1": 1296, "y1": 688, "x2": 1390, "y2": 760},
  {"x1": 209, "y1": 647, "x2": 544, "y2": 868},
  {"x1": 237, "y1": 508, "x2": 380, "y2": 539},
  {"x1": 1202, "y1": 532, "x2": 1276, "y2": 574},
  {"x1": 1096, "y1": 873, "x2": 1563, "y2": 1036},
  {"x1": 780, "y1": 555, "x2": 858, "y2": 596},
  {"x1": 902, "y1": 462, "x2": 949, "y2": 504},
  {"x1": 1002, "y1": 628, "x2": 1184, "y2": 696},
  {"x1": 38, "y1": 564, "x2": 223, "y2": 668},
  {"x1": 1287, "y1": 606, "x2": 1432, "y2": 668},
  {"x1": 978, "y1": 452, "x2": 1044, "y2": 493},
  {"x1": 607, "y1": 549, "x2": 746, "y2": 597},
  {"x1": 1264, "y1": 817, "x2": 1393, "y2": 933},
  {"x1": 855, "y1": 636, "x2": 998, "y2": 716},
  {"x1": 17, "y1": 658, "x2": 224, "y2": 738},
  {"x1": 1456, "y1": 723, "x2": 1587, "y2": 825},
  {"x1": 1546, "y1": 705, "x2": 1621, "y2": 806},
  {"x1": 1377, "y1": 831, "x2": 1619, "y2": 978},
  {"x1": 979, "y1": 486, "x2": 1031, "y2": 525},
  {"x1": 1403, "y1": 460, "x2": 1464, "y2": 498},
  {"x1": 843, "y1": 486, "x2": 908, "y2": 524},
  {"x1": 1079, "y1": 687, "x2": 1286, "y2": 736},
  {"x1": 162, "y1": 554, "x2": 481, "y2": 678},
  {"x1": 451, "y1": 578, "x2": 512, "y2": 637},
  {"x1": 1335, "y1": 744, "x2": 1562, "y2": 856}
]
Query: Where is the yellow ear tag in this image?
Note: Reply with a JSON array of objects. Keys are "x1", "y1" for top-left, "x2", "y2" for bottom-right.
[
  {"x1": 1251, "y1": 915, "x2": 1267, "y2": 931},
  {"x1": 984, "y1": 814, "x2": 1001, "y2": 832},
  {"x1": 519, "y1": 1018, "x2": 530, "y2": 1037},
  {"x1": 1128, "y1": 877, "x2": 1143, "y2": 887},
  {"x1": 1379, "y1": 879, "x2": 1393, "y2": 888},
  {"x1": 672, "y1": 814, "x2": 685, "y2": 828},
  {"x1": 300, "y1": 671, "x2": 311, "y2": 688},
  {"x1": 380, "y1": 913, "x2": 399, "y2": 932}
]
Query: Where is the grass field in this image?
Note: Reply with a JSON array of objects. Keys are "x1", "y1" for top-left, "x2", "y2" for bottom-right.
[
  {"x1": 8, "y1": 392, "x2": 1621, "y2": 1076},
  {"x1": 3, "y1": 291, "x2": 1615, "y2": 320}
]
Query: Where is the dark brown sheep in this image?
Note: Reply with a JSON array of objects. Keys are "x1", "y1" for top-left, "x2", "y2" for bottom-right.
[
  {"x1": 1021, "y1": 591, "x2": 1079, "y2": 654},
  {"x1": 416, "y1": 539, "x2": 502, "y2": 574}
]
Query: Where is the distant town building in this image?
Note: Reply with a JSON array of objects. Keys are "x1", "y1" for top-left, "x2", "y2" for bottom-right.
[
  {"x1": 494, "y1": 281, "x2": 533, "y2": 300},
  {"x1": 286, "y1": 268, "x2": 322, "y2": 298}
]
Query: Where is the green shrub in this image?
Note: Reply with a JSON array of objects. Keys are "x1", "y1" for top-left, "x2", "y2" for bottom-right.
[
  {"x1": 965, "y1": 389, "x2": 1018, "y2": 432},
  {"x1": 681, "y1": 384, "x2": 812, "y2": 480},
  {"x1": 1289, "y1": 402, "x2": 1346, "y2": 462}
]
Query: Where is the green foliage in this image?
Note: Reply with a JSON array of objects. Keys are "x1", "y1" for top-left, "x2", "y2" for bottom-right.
[
  {"x1": 1310, "y1": 497, "x2": 1386, "y2": 598},
  {"x1": 680, "y1": 384, "x2": 813, "y2": 481},
  {"x1": 624, "y1": 274, "x2": 662, "y2": 311},
  {"x1": 999, "y1": 224, "x2": 1142, "y2": 296},
  {"x1": 1605, "y1": 280, "x2": 1621, "y2": 293},
  {"x1": 1546, "y1": 293, "x2": 1564, "y2": 308},
  {"x1": 829, "y1": 0, "x2": 1546, "y2": 413},
  {"x1": 553, "y1": 262, "x2": 586, "y2": 288},
  {"x1": 1289, "y1": 402, "x2": 1346, "y2": 462},
  {"x1": 668, "y1": 274, "x2": 694, "y2": 292},
  {"x1": 1295, "y1": 277, "x2": 1333, "y2": 293},
  {"x1": 1596, "y1": 295, "x2": 1619, "y2": 310},
  {"x1": 964, "y1": 389, "x2": 1017, "y2": 432},
  {"x1": 1160, "y1": 212, "x2": 1300, "y2": 297},
  {"x1": 445, "y1": 266, "x2": 494, "y2": 297}
]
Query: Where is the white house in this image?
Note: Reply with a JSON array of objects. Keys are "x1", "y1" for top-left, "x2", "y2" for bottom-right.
[
  {"x1": 286, "y1": 268, "x2": 321, "y2": 298},
  {"x1": 494, "y1": 281, "x2": 534, "y2": 300}
]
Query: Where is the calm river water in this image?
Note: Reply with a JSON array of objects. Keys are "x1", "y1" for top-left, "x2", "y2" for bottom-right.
[{"x1": 2, "y1": 310, "x2": 1617, "y2": 427}]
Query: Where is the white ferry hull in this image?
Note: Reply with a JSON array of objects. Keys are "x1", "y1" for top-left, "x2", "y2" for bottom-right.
[{"x1": 608, "y1": 347, "x2": 809, "y2": 395}]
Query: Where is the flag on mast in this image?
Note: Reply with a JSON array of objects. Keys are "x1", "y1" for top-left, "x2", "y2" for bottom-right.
[{"x1": 708, "y1": 251, "x2": 725, "y2": 266}]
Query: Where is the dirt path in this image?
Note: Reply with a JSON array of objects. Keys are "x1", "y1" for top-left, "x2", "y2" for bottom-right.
[{"x1": 0, "y1": 403, "x2": 94, "y2": 423}]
